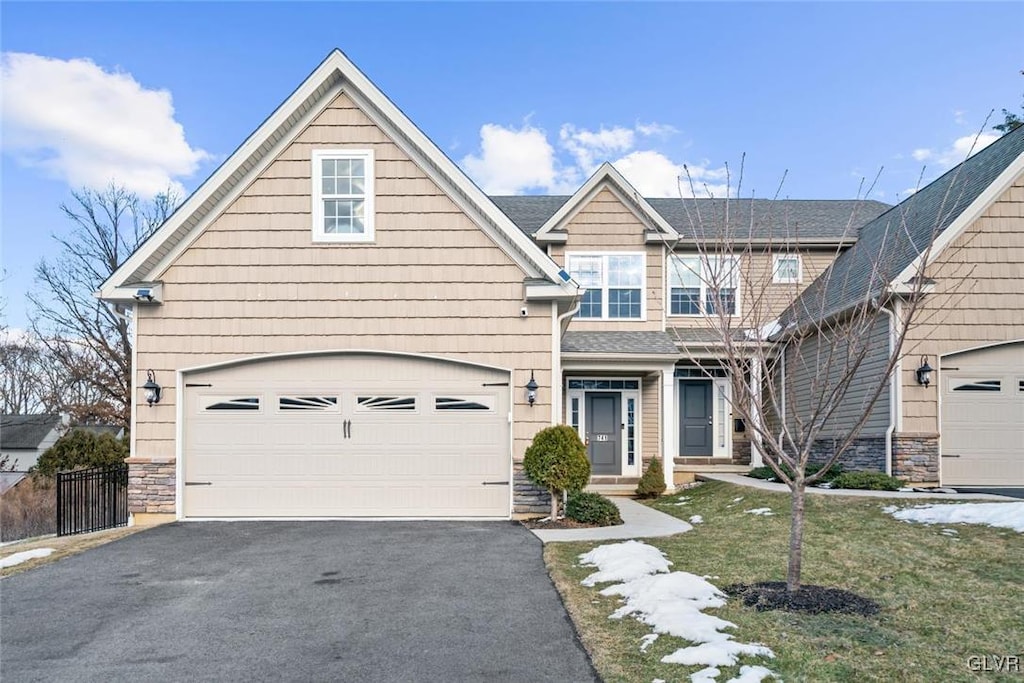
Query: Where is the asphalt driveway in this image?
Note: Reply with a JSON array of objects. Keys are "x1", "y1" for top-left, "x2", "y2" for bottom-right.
[{"x1": 1, "y1": 521, "x2": 598, "y2": 682}]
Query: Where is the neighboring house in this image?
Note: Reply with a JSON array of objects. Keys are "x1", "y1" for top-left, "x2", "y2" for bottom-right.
[
  {"x1": 102, "y1": 49, "x2": 989, "y2": 525},
  {"x1": 0, "y1": 414, "x2": 67, "y2": 472},
  {"x1": 779, "y1": 124, "x2": 1024, "y2": 488}
]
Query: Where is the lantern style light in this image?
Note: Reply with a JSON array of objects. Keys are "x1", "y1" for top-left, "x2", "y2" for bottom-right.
[
  {"x1": 525, "y1": 371, "x2": 539, "y2": 406},
  {"x1": 143, "y1": 370, "x2": 162, "y2": 406},
  {"x1": 915, "y1": 356, "x2": 934, "y2": 387}
]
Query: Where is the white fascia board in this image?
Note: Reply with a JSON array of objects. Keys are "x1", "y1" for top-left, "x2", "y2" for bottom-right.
[
  {"x1": 645, "y1": 231, "x2": 678, "y2": 245},
  {"x1": 561, "y1": 352, "x2": 681, "y2": 363},
  {"x1": 889, "y1": 155, "x2": 1024, "y2": 290},
  {"x1": 98, "y1": 283, "x2": 164, "y2": 305},
  {"x1": 526, "y1": 282, "x2": 580, "y2": 301},
  {"x1": 534, "y1": 163, "x2": 679, "y2": 242}
]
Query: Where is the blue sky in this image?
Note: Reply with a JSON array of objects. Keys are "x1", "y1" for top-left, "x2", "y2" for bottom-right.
[{"x1": 2, "y1": 2, "x2": 1021, "y2": 329}]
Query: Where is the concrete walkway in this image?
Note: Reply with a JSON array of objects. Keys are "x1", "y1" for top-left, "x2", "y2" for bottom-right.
[
  {"x1": 701, "y1": 473, "x2": 1018, "y2": 500},
  {"x1": 530, "y1": 497, "x2": 692, "y2": 544}
]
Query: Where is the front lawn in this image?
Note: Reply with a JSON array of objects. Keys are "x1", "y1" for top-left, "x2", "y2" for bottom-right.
[{"x1": 545, "y1": 481, "x2": 1023, "y2": 682}]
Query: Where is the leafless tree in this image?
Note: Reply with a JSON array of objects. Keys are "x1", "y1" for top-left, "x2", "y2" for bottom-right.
[
  {"x1": 28, "y1": 186, "x2": 178, "y2": 428},
  {"x1": 665, "y1": 137, "x2": 985, "y2": 591}
]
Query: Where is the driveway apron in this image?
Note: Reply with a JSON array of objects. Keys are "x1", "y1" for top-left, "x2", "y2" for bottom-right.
[{"x1": 1, "y1": 521, "x2": 598, "y2": 682}]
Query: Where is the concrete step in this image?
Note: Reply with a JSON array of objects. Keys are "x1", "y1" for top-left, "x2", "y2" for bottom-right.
[
  {"x1": 673, "y1": 463, "x2": 751, "y2": 486},
  {"x1": 585, "y1": 484, "x2": 639, "y2": 497}
]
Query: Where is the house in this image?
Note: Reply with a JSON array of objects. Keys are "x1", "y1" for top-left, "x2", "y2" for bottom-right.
[
  {"x1": 0, "y1": 414, "x2": 67, "y2": 472},
  {"x1": 99, "y1": 50, "x2": 938, "y2": 524},
  {"x1": 778, "y1": 124, "x2": 1024, "y2": 488}
]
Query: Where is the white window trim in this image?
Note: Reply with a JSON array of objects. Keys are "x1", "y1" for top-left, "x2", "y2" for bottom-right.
[
  {"x1": 772, "y1": 253, "x2": 802, "y2": 284},
  {"x1": 311, "y1": 149, "x2": 375, "y2": 243},
  {"x1": 666, "y1": 254, "x2": 742, "y2": 318},
  {"x1": 565, "y1": 251, "x2": 647, "y2": 321}
]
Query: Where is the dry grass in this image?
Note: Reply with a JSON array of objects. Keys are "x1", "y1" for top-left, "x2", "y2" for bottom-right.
[
  {"x1": 0, "y1": 525, "x2": 145, "y2": 578},
  {"x1": 546, "y1": 481, "x2": 1024, "y2": 682},
  {"x1": 0, "y1": 476, "x2": 56, "y2": 542}
]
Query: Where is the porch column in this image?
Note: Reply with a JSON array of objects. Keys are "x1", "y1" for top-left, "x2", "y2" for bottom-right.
[
  {"x1": 661, "y1": 367, "x2": 675, "y2": 491},
  {"x1": 749, "y1": 358, "x2": 764, "y2": 467}
]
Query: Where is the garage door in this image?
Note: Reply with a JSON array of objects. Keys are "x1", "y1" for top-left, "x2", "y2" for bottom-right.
[
  {"x1": 941, "y1": 342, "x2": 1024, "y2": 486},
  {"x1": 183, "y1": 353, "x2": 511, "y2": 517}
]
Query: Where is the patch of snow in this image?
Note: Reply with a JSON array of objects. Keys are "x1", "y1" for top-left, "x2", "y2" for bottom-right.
[
  {"x1": 898, "y1": 487, "x2": 916, "y2": 492},
  {"x1": 732, "y1": 497, "x2": 744, "y2": 503},
  {"x1": 672, "y1": 501, "x2": 691, "y2": 506},
  {"x1": 744, "y1": 508, "x2": 774, "y2": 516},
  {"x1": 580, "y1": 541, "x2": 776, "y2": 677},
  {"x1": 0, "y1": 547, "x2": 55, "y2": 569},
  {"x1": 727, "y1": 664, "x2": 780, "y2": 682},
  {"x1": 880, "y1": 505, "x2": 897, "y2": 514},
  {"x1": 941, "y1": 528, "x2": 958, "y2": 536},
  {"x1": 691, "y1": 666, "x2": 721, "y2": 682},
  {"x1": 579, "y1": 540, "x2": 673, "y2": 586},
  {"x1": 640, "y1": 633, "x2": 659, "y2": 652},
  {"x1": 817, "y1": 482, "x2": 834, "y2": 489},
  {"x1": 885, "y1": 502, "x2": 1024, "y2": 532},
  {"x1": 653, "y1": 679, "x2": 666, "y2": 683},
  {"x1": 689, "y1": 515, "x2": 704, "y2": 524},
  {"x1": 702, "y1": 575, "x2": 720, "y2": 580}
]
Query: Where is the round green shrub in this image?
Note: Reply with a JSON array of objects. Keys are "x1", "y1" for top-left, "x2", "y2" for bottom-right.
[
  {"x1": 523, "y1": 425, "x2": 590, "y2": 517},
  {"x1": 831, "y1": 470, "x2": 905, "y2": 491},
  {"x1": 636, "y1": 458, "x2": 667, "y2": 498},
  {"x1": 33, "y1": 429, "x2": 128, "y2": 477},
  {"x1": 566, "y1": 491, "x2": 622, "y2": 526}
]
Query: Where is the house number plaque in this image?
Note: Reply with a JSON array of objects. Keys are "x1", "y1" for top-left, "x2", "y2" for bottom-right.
[{"x1": 594, "y1": 434, "x2": 609, "y2": 442}]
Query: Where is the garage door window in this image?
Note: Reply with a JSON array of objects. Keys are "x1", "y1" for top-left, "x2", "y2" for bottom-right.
[
  {"x1": 357, "y1": 396, "x2": 417, "y2": 411},
  {"x1": 435, "y1": 396, "x2": 493, "y2": 411},
  {"x1": 279, "y1": 396, "x2": 339, "y2": 411},
  {"x1": 952, "y1": 380, "x2": 1002, "y2": 392},
  {"x1": 203, "y1": 397, "x2": 260, "y2": 411}
]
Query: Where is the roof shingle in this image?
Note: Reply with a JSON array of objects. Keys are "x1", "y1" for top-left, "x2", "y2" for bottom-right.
[{"x1": 561, "y1": 331, "x2": 680, "y2": 355}]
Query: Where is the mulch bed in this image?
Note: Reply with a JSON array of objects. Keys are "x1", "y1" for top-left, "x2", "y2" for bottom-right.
[{"x1": 724, "y1": 581, "x2": 880, "y2": 616}]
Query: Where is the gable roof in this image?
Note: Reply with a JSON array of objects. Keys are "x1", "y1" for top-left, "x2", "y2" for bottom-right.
[
  {"x1": 784, "y1": 125, "x2": 1024, "y2": 327},
  {"x1": 99, "y1": 50, "x2": 576, "y2": 302},
  {"x1": 493, "y1": 196, "x2": 888, "y2": 245},
  {"x1": 1, "y1": 414, "x2": 61, "y2": 450},
  {"x1": 528, "y1": 163, "x2": 679, "y2": 244}
]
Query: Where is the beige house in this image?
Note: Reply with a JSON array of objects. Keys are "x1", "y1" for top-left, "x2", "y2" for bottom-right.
[{"x1": 100, "y1": 50, "x2": 1020, "y2": 523}]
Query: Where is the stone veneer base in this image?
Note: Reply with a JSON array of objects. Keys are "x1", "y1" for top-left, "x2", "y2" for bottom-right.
[{"x1": 126, "y1": 457, "x2": 176, "y2": 514}]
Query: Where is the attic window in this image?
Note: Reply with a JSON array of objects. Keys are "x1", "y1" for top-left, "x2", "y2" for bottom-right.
[
  {"x1": 772, "y1": 254, "x2": 802, "y2": 284},
  {"x1": 312, "y1": 150, "x2": 374, "y2": 243}
]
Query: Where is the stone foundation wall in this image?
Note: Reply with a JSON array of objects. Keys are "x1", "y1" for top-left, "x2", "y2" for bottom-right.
[
  {"x1": 892, "y1": 433, "x2": 939, "y2": 483},
  {"x1": 807, "y1": 437, "x2": 887, "y2": 472},
  {"x1": 126, "y1": 457, "x2": 176, "y2": 514},
  {"x1": 513, "y1": 462, "x2": 550, "y2": 516},
  {"x1": 732, "y1": 437, "x2": 752, "y2": 465}
]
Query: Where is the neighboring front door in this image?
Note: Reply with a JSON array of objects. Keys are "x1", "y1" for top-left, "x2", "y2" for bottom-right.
[
  {"x1": 586, "y1": 392, "x2": 621, "y2": 475},
  {"x1": 679, "y1": 381, "x2": 712, "y2": 456}
]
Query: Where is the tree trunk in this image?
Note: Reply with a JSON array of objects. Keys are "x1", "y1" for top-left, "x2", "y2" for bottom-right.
[
  {"x1": 786, "y1": 481, "x2": 806, "y2": 592},
  {"x1": 550, "y1": 487, "x2": 560, "y2": 519}
]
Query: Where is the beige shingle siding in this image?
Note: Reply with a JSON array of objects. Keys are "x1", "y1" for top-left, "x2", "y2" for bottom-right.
[
  {"x1": 783, "y1": 314, "x2": 891, "y2": 439},
  {"x1": 133, "y1": 92, "x2": 554, "y2": 461},
  {"x1": 550, "y1": 187, "x2": 664, "y2": 331},
  {"x1": 901, "y1": 174, "x2": 1024, "y2": 434},
  {"x1": 641, "y1": 375, "x2": 660, "y2": 465}
]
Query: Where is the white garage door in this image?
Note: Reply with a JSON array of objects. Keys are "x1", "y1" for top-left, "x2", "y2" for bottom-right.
[
  {"x1": 941, "y1": 342, "x2": 1024, "y2": 486},
  {"x1": 182, "y1": 354, "x2": 511, "y2": 517}
]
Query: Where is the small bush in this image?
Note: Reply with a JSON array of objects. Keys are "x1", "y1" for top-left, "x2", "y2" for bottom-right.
[
  {"x1": 747, "y1": 462, "x2": 844, "y2": 484},
  {"x1": 636, "y1": 458, "x2": 667, "y2": 498},
  {"x1": 566, "y1": 491, "x2": 622, "y2": 526},
  {"x1": 33, "y1": 429, "x2": 128, "y2": 478},
  {"x1": 831, "y1": 470, "x2": 905, "y2": 491},
  {"x1": 0, "y1": 476, "x2": 57, "y2": 542},
  {"x1": 524, "y1": 425, "x2": 590, "y2": 517}
]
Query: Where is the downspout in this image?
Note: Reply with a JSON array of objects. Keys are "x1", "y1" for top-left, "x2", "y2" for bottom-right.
[
  {"x1": 551, "y1": 297, "x2": 583, "y2": 425},
  {"x1": 879, "y1": 305, "x2": 898, "y2": 476}
]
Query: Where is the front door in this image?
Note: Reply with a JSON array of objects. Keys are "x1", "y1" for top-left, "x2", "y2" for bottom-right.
[
  {"x1": 586, "y1": 392, "x2": 621, "y2": 475},
  {"x1": 679, "y1": 381, "x2": 712, "y2": 456}
]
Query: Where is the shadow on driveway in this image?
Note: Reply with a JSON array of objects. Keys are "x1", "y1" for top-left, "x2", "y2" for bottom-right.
[{"x1": 2, "y1": 521, "x2": 599, "y2": 682}]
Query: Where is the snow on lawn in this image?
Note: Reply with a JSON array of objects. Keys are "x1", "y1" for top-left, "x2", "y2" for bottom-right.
[
  {"x1": 0, "y1": 547, "x2": 55, "y2": 569},
  {"x1": 883, "y1": 502, "x2": 1024, "y2": 532},
  {"x1": 579, "y1": 541, "x2": 776, "y2": 681},
  {"x1": 690, "y1": 515, "x2": 704, "y2": 524},
  {"x1": 744, "y1": 508, "x2": 774, "y2": 516}
]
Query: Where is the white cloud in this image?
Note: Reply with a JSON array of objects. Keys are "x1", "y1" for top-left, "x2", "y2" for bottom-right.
[
  {"x1": 1, "y1": 52, "x2": 209, "y2": 198},
  {"x1": 910, "y1": 132, "x2": 999, "y2": 170},
  {"x1": 462, "y1": 119, "x2": 729, "y2": 199},
  {"x1": 912, "y1": 148, "x2": 932, "y2": 162}
]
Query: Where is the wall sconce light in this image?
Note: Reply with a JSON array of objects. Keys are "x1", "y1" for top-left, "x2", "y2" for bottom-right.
[
  {"x1": 915, "y1": 356, "x2": 934, "y2": 387},
  {"x1": 525, "y1": 371, "x2": 538, "y2": 406},
  {"x1": 143, "y1": 370, "x2": 162, "y2": 406}
]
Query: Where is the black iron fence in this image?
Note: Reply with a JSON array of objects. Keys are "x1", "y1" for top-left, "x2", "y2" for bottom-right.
[{"x1": 56, "y1": 464, "x2": 129, "y2": 537}]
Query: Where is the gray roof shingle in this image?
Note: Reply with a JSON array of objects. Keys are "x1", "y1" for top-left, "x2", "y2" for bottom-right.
[
  {"x1": 491, "y1": 195, "x2": 889, "y2": 242},
  {"x1": 784, "y1": 125, "x2": 1024, "y2": 326},
  {"x1": 1, "y1": 414, "x2": 61, "y2": 450},
  {"x1": 561, "y1": 331, "x2": 680, "y2": 355}
]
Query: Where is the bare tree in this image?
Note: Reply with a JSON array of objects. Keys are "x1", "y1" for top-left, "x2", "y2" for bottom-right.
[
  {"x1": 665, "y1": 134, "x2": 989, "y2": 591},
  {"x1": 28, "y1": 186, "x2": 177, "y2": 428},
  {"x1": 0, "y1": 332, "x2": 51, "y2": 413}
]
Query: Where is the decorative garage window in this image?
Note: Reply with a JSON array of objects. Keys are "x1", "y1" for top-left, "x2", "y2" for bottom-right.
[
  {"x1": 952, "y1": 380, "x2": 1002, "y2": 392},
  {"x1": 626, "y1": 398, "x2": 636, "y2": 466},
  {"x1": 357, "y1": 396, "x2": 416, "y2": 411},
  {"x1": 312, "y1": 149, "x2": 374, "y2": 243},
  {"x1": 279, "y1": 396, "x2": 338, "y2": 411},
  {"x1": 565, "y1": 253, "x2": 645, "y2": 320},
  {"x1": 567, "y1": 379, "x2": 640, "y2": 390},
  {"x1": 435, "y1": 396, "x2": 493, "y2": 411},
  {"x1": 203, "y1": 397, "x2": 260, "y2": 411},
  {"x1": 1019, "y1": 379, "x2": 1024, "y2": 392}
]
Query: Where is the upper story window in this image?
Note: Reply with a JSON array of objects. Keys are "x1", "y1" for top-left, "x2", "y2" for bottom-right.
[
  {"x1": 668, "y1": 255, "x2": 740, "y2": 316},
  {"x1": 773, "y1": 254, "x2": 802, "y2": 284},
  {"x1": 312, "y1": 149, "x2": 375, "y2": 243},
  {"x1": 566, "y1": 253, "x2": 645, "y2": 320}
]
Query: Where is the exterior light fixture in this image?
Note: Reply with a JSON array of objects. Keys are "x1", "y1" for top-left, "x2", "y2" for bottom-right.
[
  {"x1": 143, "y1": 370, "x2": 162, "y2": 406},
  {"x1": 915, "y1": 356, "x2": 934, "y2": 387},
  {"x1": 525, "y1": 371, "x2": 539, "y2": 406}
]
